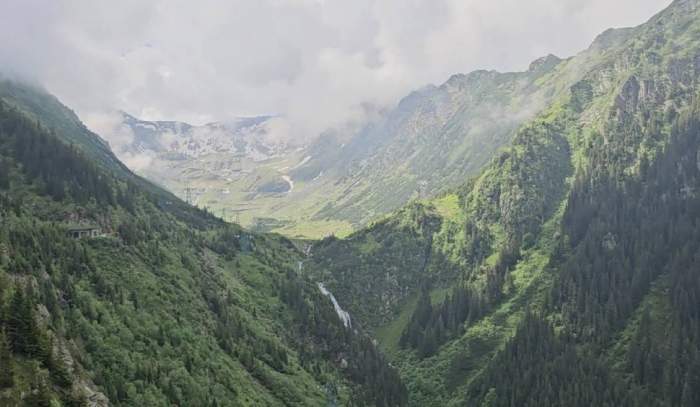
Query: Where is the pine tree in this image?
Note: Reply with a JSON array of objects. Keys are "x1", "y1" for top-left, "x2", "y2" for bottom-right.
[
  {"x1": 25, "y1": 372, "x2": 53, "y2": 407},
  {"x1": 47, "y1": 339, "x2": 72, "y2": 388},
  {"x1": 7, "y1": 283, "x2": 29, "y2": 354},
  {"x1": 0, "y1": 329, "x2": 13, "y2": 389},
  {"x1": 7, "y1": 283, "x2": 44, "y2": 357},
  {"x1": 0, "y1": 159, "x2": 9, "y2": 189}
]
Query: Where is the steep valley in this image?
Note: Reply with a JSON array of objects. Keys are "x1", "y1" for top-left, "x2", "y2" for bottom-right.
[
  {"x1": 112, "y1": 52, "x2": 569, "y2": 239},
  {"x1": 1, "y1": 0, "x2": 700, "y2": 406}
]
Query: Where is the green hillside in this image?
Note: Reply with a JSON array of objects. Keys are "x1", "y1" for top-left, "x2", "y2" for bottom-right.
[
  {"x1": 307, "y1": 0, "x2": 700, "y2": 405},
  {"x1": 0, "y1": 83, "x2": 406, "y2": 406},
  {"x1": 3, "y1": 1, "x2": 700, "y2": 406}
]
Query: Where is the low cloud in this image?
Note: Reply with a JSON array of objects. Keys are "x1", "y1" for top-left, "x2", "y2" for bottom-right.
[
  {"x1": 85, "y1": 111, "x2": 154, "y2": 171},
  {"x1": 0, "y1": 0, "x2": 671, "y2": 144},
  {"x1": 86, "y1": 111, "x2": 134, "y2": 151}
]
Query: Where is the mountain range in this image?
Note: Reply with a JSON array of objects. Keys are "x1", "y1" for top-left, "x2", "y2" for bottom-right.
[
  {"x1": 112, "y1": 52, "x2": 567, "y2": 238},
  {"x1": 1, "y1": 0, "x2": 700, "y2": 406},
  {"x1": 308, "y1": 0, "x2": 700, "y2": 405}
]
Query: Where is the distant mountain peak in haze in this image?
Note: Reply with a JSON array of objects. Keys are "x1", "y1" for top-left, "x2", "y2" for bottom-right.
[
  {"x1": 118, "y1": 110, "x2": 277, "y2": 137},
  {"x1": 528, "y1": 54, "x2": 562, "y2": 72},
  {"x1": 115, "y1": 111, "x2": 290, "y2": 159}
]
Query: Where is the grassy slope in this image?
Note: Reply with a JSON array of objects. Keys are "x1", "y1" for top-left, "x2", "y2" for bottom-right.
[{"x1": 145, "y1": 149, "x2": 356, "y2": 240}]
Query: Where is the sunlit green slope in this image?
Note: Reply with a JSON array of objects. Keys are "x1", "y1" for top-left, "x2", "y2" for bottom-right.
[{"x1": 308, "y1": 1, "x2": 700, "y2": 405}]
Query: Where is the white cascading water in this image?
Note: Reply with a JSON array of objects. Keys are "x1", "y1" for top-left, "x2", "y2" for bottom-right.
[
  {"x1": 317, "y1": 282, "x2": 352, "y2": 329},
  {"x1": 298, "y1": 259, "x2": 352, "y2": 329}
]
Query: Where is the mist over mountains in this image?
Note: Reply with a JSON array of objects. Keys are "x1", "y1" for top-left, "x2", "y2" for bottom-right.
[{"x1": 2, "y1": 1, "x2": 700, "y2": 406}]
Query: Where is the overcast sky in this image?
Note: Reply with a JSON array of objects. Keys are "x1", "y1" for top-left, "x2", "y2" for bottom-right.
[{"x1": 0, "y1": 0, "x2": 671, "y2": 142}]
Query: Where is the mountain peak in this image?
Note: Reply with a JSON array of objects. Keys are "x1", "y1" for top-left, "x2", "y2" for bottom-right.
[
  {"x1": 588, "y1": 27, "x2": 636, "y2": 52},
  {"x1": 527, "y1": 54, "x2": 562, "y2": 73}
]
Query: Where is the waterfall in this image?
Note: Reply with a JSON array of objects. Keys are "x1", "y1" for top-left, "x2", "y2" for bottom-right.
[{"x1": 317, "y1": 283, "x2": 352, "y2": 328}]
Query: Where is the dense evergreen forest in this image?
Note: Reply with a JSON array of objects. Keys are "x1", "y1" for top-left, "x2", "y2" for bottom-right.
[
  {"x1": 466, "y1": 102, "x2": 700, "y2": 407},
  {"x1": 3, "y1": 1, "x2": 700, "y2": 406},
  {"x1": 0, "y1": 89, "x2": 406, "y2": 406}
]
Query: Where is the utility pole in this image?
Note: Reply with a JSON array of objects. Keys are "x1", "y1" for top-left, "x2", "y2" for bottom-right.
[
  {"x1": 417, "y1": 180, "x2": 428, "y2": 200},
  {"x1": 184, "y1": 184, "x2": 193, "y2": 204},
  {"x1": 228, "y1": 208, "x2": 246, "y2": 225},
  {"x1": 232, "y1": 153, "x2": 244, "y2": 173}
]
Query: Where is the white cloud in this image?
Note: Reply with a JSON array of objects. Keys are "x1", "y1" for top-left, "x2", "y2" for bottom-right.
[
  {"x1": 85, "y1": 111, "x2": 156, "y2": 171},
  {"x1": 0, "y1": 0, "x2": 671, "y2": 143}
]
